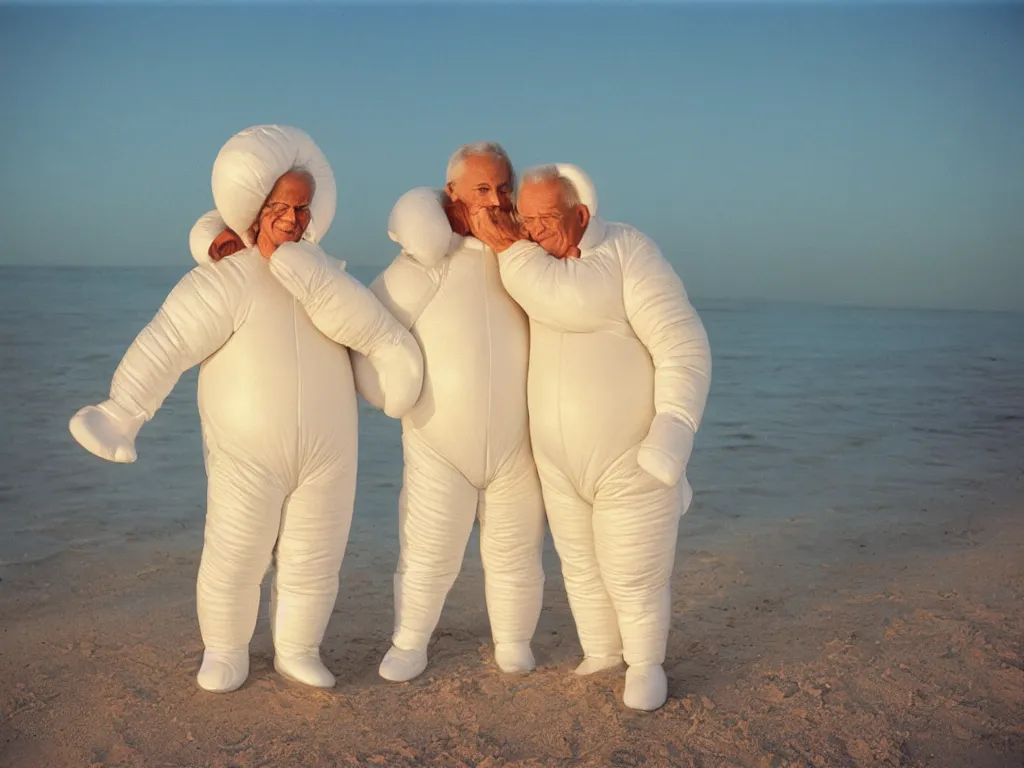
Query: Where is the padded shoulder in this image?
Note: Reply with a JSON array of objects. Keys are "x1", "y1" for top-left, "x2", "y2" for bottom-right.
[{"x1": 386, "y1": 187, "x2": 455, "y2": 268}]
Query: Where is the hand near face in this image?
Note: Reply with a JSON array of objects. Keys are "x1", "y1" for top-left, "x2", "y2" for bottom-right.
[
  {"x1": 469, "y1": 206, "x2": 526, "y2": 254},
  {"x1": 443, "y1": 198, "x2": 473, "y2": 237},
  {"x1": 208, "y1": 229, "x2": 246, "y2": 261}
]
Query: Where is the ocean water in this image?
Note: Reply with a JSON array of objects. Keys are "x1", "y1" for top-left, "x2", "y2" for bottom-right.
[{"x1": 0, "y1": 265, "x2": 1021, "y2": 567}]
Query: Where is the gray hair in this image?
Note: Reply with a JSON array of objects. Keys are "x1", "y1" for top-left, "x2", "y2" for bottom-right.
[
  {"x1": 518, "y1": 164, "x2": 582, "y2": 208},
  {"x1": 288, "y1": 165, "x2": 317, "y2": 197},
  {"x1": 445, "y1": 141, "x2": 515, "y2": 188}
]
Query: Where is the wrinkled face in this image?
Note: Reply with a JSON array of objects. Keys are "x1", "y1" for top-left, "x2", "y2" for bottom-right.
[
  {"x1": 446, "y1": 153, "x2": 515, "y2": 216},
  {"x1": 517, "y1": 178, "x2": 590, "y2": 259},
  {"x1": 255, "y1": 170, "x2": 314, "y2": 249}
]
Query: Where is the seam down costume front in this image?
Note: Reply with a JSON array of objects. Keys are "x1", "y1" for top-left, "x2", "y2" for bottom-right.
[
  {"x1": 70, "y1": 125, "x2": 423, "y2": 693},
  {"x1": 356, "y1": 188, "x2": 546, "y2": 679}
]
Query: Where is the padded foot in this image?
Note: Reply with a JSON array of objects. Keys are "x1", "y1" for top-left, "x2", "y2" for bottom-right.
[
  {"x1": 623, "y1": 663, "x2": 668, "y2": 711},
  {"x1": 274, "y1": 654, "x2": 336, "y2": 688},
  {"x1": 196, "y1": 648, "x2": 249, "y2": 693},
  {"x1": 573, "y1": 655, "x2": 623, "y2": 676},
  {"x1": 378, "y1": 645, "x2": 427, "y2": 682},
  {"x1": 495, "y1": 641, "x2": 535, "y2": 674}
]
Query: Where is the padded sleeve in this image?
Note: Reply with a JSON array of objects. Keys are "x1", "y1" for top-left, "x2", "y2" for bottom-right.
[
  {"x1": 270, "y1": 242, "x2": 427, "y2": 418},
  {"x1": 622, "y1": 230, "x2": 711, "y2": 486}
]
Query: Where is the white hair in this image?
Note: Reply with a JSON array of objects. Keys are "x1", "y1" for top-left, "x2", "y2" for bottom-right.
[
  {"x1": 288, "y1": 165, "x2": 317, "y2": 197},
  {"x1": 445, "y1": 141, "x2": 515, "y2": 187},
  {"x1": 518, "y1": 164, "x2": 582, "y2": 208}
]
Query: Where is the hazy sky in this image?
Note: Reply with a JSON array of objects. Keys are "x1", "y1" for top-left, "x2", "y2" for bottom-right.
[{"x1": 1, "y1": 1, "x2": 1022, "y2": 311}]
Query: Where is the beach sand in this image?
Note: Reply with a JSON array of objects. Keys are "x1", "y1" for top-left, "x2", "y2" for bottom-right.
[
  {"x1": 2, "y1": 494, "x2": 1021, "y2": 768},
  {"x1": 5, "y1": 269, "x2": 1023, "y2": 766}
]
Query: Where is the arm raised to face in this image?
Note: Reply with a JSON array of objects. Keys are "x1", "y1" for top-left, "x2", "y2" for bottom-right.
[
  {"x1": 496, "y1": 239, "x2": 621, "y2": 333},
  {"x1": 494, "y1": 164, "x2": 614, "y2": 331}
]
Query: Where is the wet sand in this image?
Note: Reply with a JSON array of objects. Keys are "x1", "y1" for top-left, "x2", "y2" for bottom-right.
[{"x1": 2, "y1": 494, "x2": 1022, "y2": 768}]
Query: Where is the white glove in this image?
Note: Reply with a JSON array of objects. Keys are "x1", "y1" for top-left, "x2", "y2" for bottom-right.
[
  {"x1": 374, "y1": 336, "x2": 424, "y2": 418},
  {"x1": 69, "y1": 399, "x2": 146, "y2": 463},
  {"x1": 637, "y1": 413, "x2": 694, "y2": 487}
]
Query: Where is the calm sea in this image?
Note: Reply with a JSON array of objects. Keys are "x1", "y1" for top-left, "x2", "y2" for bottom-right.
[{"x1": 1, "y1": 265, "x2": 1021, "y2": 566}]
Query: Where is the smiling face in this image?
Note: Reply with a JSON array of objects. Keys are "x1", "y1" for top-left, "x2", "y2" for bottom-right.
[
  {"x1": 253, "y1": 170, "x2": 314, "y2": 254},
  {"x1": 517, "y1": 177, "x2": 590, "y2": 259}
]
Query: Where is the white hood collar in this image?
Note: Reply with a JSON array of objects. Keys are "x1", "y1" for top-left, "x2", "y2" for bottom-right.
[{"x1": 211, "y1": 124, "x2": 337, "y2": 248}]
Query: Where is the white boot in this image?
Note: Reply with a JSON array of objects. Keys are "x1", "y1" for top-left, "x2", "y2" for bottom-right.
[
  {"x1": 379, "y1": 645, "x2": 427, "y2": 682},
  {"x1": 269, "y1": 581, "x2": 337, "y2": 689},
  {"x1": 274, "y1": 654, "x2": 336, "y2": 688},
  {"x1": 196, "y1": 648, "x2": 249, "y2": 693},
  {"x1": 573, "y1": 654, "x2": 623, "y2": 675},
  {"x1": 495, "y1": 641, "x2": 535, "y2": 673},
  {"x1": 623, "y1": 663, "x2": 668, "y2": 711}
]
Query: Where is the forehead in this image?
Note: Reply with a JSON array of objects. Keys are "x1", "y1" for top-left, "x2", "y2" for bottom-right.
[
  {"x1": 268, "y1": 171, "x2": 314, "y2": 201},
  {"x1": 457, "y1": 154, "x2": 511, "y2": 187},
  {"x1": 518, "y1": 179, "x2": 567, "y2": 213}
]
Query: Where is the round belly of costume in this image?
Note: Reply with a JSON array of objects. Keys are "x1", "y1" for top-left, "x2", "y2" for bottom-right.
[
  {"x1": 528, "y1": 326, "x2": 655, "y2": 475},
  {"x1": 405, "y1": 255, "x2": 530, "y2": 483},
  {"x1": 198, "y1": 287, "x2": 356, "y2": 471}
]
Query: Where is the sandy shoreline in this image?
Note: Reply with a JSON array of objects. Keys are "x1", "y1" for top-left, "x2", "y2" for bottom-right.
[{"x1": 2, "y1": 495, "x2": 1022, "y2": 767}]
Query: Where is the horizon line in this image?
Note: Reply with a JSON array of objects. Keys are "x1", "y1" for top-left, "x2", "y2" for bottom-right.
[{"x1": 1, "y1": 263, "x2": 1019, "y2": 316}]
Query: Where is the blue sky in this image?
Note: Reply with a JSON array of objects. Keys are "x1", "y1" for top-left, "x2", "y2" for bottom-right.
[{"x1": 1, "y1": 1, "x2": 1022, "y2": 311}]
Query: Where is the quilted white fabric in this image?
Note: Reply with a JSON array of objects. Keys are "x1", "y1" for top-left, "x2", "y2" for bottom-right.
[
  {"x1": 70, "y1": 125, "x2": 422, "y2": 693},
  {"x1": 356, "y1": 188, "x2": 546, "y2": 682}
]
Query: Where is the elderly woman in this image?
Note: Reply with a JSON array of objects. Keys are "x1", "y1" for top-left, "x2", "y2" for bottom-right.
[{"x1": 69, "y1": 125, "x2": 422, "y2": 694}]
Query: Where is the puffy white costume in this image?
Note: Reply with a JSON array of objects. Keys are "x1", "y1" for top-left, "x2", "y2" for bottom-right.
[
  {"x1": 505, "y1": 166, "x2": 711, "y2": 710},
  {"x1": 349, "y1": 188, "x2": 547, "y2": 682},
  {"x1": 69, "y1": 125, "x2": 423, "y2": 693},
  {"x1": 398, "y1": 167, "x2": 711, "y2": 710}
]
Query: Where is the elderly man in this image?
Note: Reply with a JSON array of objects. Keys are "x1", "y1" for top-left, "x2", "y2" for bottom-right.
[
  {"x1": 194, "y1": 141, "x2": 547, "y2": 684},
  {"x1": 361, "y1": 142, "x2": 546, "y2": 682},
  {"x1": 468, "y1": 164, "x2": 712, "y2": 711},
  {"x1": 71, "y1": 125, "x2": 422, "y2": 693}
]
